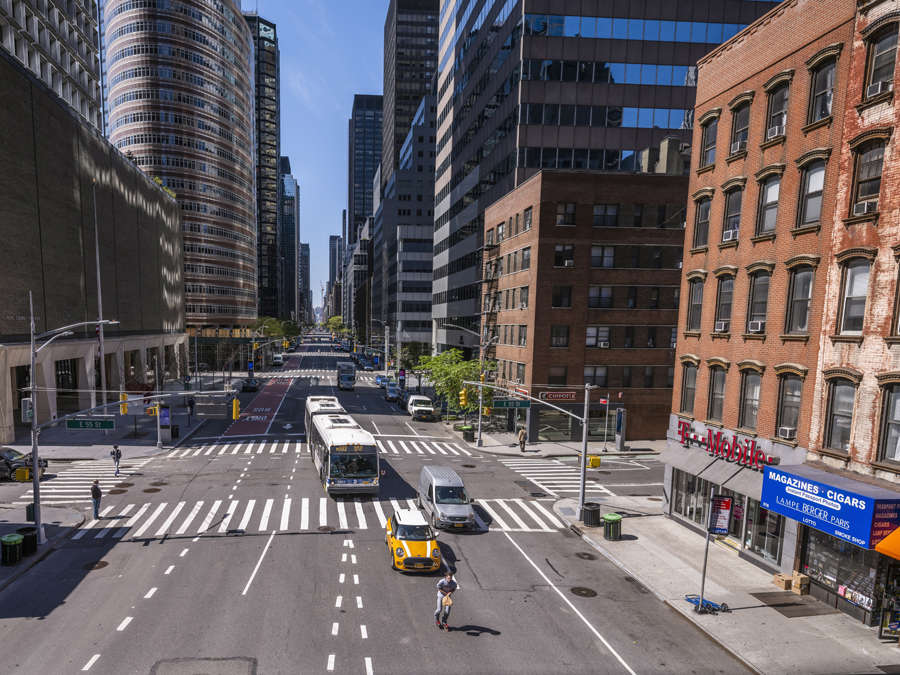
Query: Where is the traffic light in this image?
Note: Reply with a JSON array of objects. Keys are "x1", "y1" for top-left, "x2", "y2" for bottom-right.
[
  {"x1": 483, "y1": 407, "x2": 491, "y2": 417},
  {"x1": 253, "y1": 342, "x2": 259, "y2": 351},
  {"x1": 145, "y1": 405, "x2": 158, "y2": 416},
  {"x1": 119, "y1": 393, "x2": 128, "y2": 415},
  {"x1": 459, "y1": 389, "x2": 468, "y2": 408},
  {"x1": 480, "y1": 371, "x2": 485, "y2": 383},
  {"x1": 232, "y1": 397, "x2": 240, "y2": 420}
]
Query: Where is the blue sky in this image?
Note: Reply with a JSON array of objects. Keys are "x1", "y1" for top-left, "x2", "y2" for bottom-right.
[{"x1": 242, "y1": 0, "x2": 388, "y2": 311}]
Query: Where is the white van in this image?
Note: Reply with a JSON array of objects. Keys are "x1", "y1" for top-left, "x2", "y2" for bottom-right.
[
  {"x1": 272, "y1": 354, "x2": 284, "y2": 367},
  {"x1": 417, "y1": 465, "x2": 476, "y2": 530}
]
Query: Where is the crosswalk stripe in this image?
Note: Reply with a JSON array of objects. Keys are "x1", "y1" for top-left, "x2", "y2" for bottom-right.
[
  {"x1": 259, "y1": 498, "x2": 274, "y2": 530},
  {"x1": 257, "y1": 442, "x2": 265, "y2": 455},
  {"x1": 442, "y1": 443, "x2": 459, "y2": 456},
  {"x1": 176, "y1": 447, "x2": 192, "y2": 458},
  {"x1": 282, "y1": 442, "x2": 288, "y2": 454},
  {"x1": 300, "y1": 497, "x2": 309, "y2": 530},
  {"x1": 376, "y1": 440, "x2": 387, "y2": 454},
  {"x1": 421, "y1": 442, "x2": 435, "y2": 455},
  {"x1": 408, "y1": 441, "x2": 423, "y2": 454},
  {"x1": 244, "y1": 442, "x2": 254, "y2": 455},
  {"x1": 73, "y1": 506, "x2": 114, "y2": 540},
  {"x1": 295, "y1": 441, "x2": 303, "y2": 454},
  {"x1": 132, "y1": 503, "x2": 168, "y2": 538},
  {"x1": 192, "y1": 446, "x2": 205, "y2": 457},
  {"x1": 237, "y1": 500, "x2": 256, "y2": 530},
  {"x1": 373, "y1": 500, "x2": 387, "y2": 527},
  {"x1": 204, "y1": 445, "x2": 216, "y2": 456},
  {"x1": 155, "y1": 501, "x2": 186, "y2": 537},
  {"x1": 280, "y1": 498, "x2": 291, "y2": 531},
  {"x1": 198, "y1": 500, "x2": 222, "y2": 533},
  {"x1": 232, "y1": 443, "x2": 242, "y2": 455},
  {"x1": 529, "y1": 500, "x2": 564, "y2": 528},
  {"x1": 219, "y1": 444, "x2": 229, "y2": 455},
  {"x1": 115, "y1": 503, "x2": 150, "y2": 538},
  {"x1": 494, "y1": 499, "x2": 530, "y2": 530},
  {"x1": 386, "y1": 440, "x2": 399, "y2": 454},
  {"x1": 390, "y1": 499, "x2": 402, "y2": 514},
  {"x1": 337, "y1": 500, "x2": 348, "y2": 529},
  {"x1": 354, "y1": 499, "x2": 367, "y2": 529},
  {"x1": 94, "y1": 504, "x2": 134, "y2": 539},
  {"x1": 218, "y1": 500, "x2": 239, "y2": 533},
  {"x1": 434, "y1": 443, "x2": 447, "y2": 455},
  {"x1": 176, "y1": 501, "x2": 204, "y2": 535},
  {"x1": 477, "y1": 501, "x2": 511, "y2": 531},
  {"x1": 319, "y1": 498, "x2": 328, "y2": 527},
  {"x1": 405, "y1": 499, "x2": 417, "y2": 511},
  {"x1": 453, "y1": 443, "x2": 472, "y2": 457}
]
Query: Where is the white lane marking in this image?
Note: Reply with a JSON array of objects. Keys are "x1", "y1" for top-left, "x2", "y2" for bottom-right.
[
  {"x1": 442, "y1": 443, "x2": 460, "y2": 456},
  {"x1": 241, "y1": 530, "x2": 276, "y2": 596},
  {"x1": 405, "y1": 422, "x2": 421, "y2": 436},
  {"x1": 360, "y1": 624, "x2": 368, "y2": 639},
  {"x1": 453, "y1": 443, "x2": 472, "y2": 457},
  {"x1": 218, "y1": 500, "x2": 239, "y2": 533},
  {"x1": 336, "y1": 500, "x2": 348, "y2": 530},
  {"x1": 365, "y1": 657, "x2": 374, "y2": 675},
  {"x1": 494, "y1": 499, "x2": 529, "y2": 530},
  {"x1": 327, "y1": 654, "x2": 335, "y2": 672},
  {"x1": 319, "y1": 497, "x2": 328, "y2": 527},
  {"x1": 373, "y1": 500, "x2": 387, "y2": 527},
  {"x1": 341, "y1": 553, "x2": 347, "y2": 562},
  {"x1": 204, "y1": 444, "x2": 216, "y2": 456},
  {"x1": 231, "y1": 443, "x2": 242, "y2": 455},
  {"x1": 190, "y1": 447, "x2": 204, "y2": 457},
  {"x1": 179, "y1": 548, "x2": 188, "y2": 557},
  {"x1": 280, "y1": 498, "x2": 291, "y2": 531},
  {"x1": 73, "y1": 506, "x2": 115, "y2": 539},
  {"x1": 386, "y1": 440, "x2": 399, "y2": 454},
  {"x1": 177, "y1": 447, "x2": 193, "y2": 458},
  {"x1": 477, "y1": 501, "x2": 510, "y2": 531},
  {"x1": 116, "y1": 616, "x2": 132, "y2": 631},
  {"x1": 353, "y1": 574, "x2": 359, "y2": 585},
  {"x1": 405, "y1": 499, "x2": 417, "y2": 511},
  {"x1": 376, "y1": 440, "x2": 388, "y2": 454},
  {"x1": 529, "y1": 500, "x2": 564, "y2": 528},
  {"x1": 237, "y1": 499, "x2": 256, "y2": 531},
  {"x1": 258, "y1": 498, "x2": 274, "y2": 531},
  {"x1": 144, "y1": 587, "x2": 157, "y2": 599},
  {"x1": 422, "y1": 442, "x2": 436, "y2": 455},
  {"x1": 344, "y1": 539, "x2": 354, "y2": 549},
  {"x1": 155, "y1": 501, "x2": 187, "y2": 537},
  {"x1": 176, "y1": 501, "x2": 204, "y2": 535},
  {"x1": 82, "y1": 654, "x2": 100, "y2": 671},
  {"x1": 433, "y1": 443, "x2": 447, "y2": 455},
  {"x1": 243, "y1": 442, "x2": 254, "y2": 455},
  {"x1": 93, "y1": 504, "x2": 134, "y2": 539},
  {"x1": 164, "y1": 565, "x2": 174, "y2": 575},
  {"x1": 331, "y1": 622, "x2": 339, "y2": 636},
  {"x1": 301, "y1": 497, "x2": 309, "y2": 530},
  {"x1": 282, "y1": 441, "x2": 288, "y2": 454},
  {"x1": 198, "y1": 500, "x2": 222, "y2": 533},
  {"x1": 354, "y1": 499, "x2": 367, "y2": 529},
  {"x1": 295, "y1": 441, "x2": 303, "y2": 454},
  {"x1": 356, "y1": 596, "x2": 363, "y2": 608},
  {"x1": 256, "y1": 441, "x2": 265, "y2": 454},
  {"x1": 503, "y1": 532, "x2": 637, "y2": 675},
  {"x1": 390, "y1": 499, "x2": 402, "y2": 514},
  {"x1": 132, "y1": 503, "x2": 168, "y2": 539},
  {"x1": 371, "y1": 421, "x2": 381, "y2": 435},
  {"x1": 218, "y1": 444, "x2": 229, "y2": 455},
  {"x1": 335, "y1": 595, "x2": 343, "y2": 608}
]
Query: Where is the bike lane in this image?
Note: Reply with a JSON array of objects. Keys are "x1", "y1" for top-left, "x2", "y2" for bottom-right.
[{"x1": 224, "y1": 376, "x2": 294, "y2": 437}]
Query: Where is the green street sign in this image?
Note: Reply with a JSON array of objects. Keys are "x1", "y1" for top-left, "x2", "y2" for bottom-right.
[
  {"x1": 492, "y1": 399, "x2": 531, "y2": 409},
  {"x1": 66, "y1": 418, "x2": 115, "y2": 430}
]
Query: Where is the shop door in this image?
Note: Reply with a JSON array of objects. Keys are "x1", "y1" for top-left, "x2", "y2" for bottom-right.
[{"x1": 879, "y1": 564, "x2": 900, "y2": 640}]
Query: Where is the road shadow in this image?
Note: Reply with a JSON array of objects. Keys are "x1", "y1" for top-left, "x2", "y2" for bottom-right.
[
  {"x1": 450, "y1": 624, "x2": 501, "y2": 636},
  {"x1": 377, "y1": 459, "x2": 416, "y2": 500}
]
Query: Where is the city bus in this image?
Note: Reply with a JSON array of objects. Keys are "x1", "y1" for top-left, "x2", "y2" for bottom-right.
[
  {"x1": 304, "y1": 396, "x2": 346, "y2": 437},
  {"x1": 308, "y1": 413, "x2": 379, "y2": 496}
]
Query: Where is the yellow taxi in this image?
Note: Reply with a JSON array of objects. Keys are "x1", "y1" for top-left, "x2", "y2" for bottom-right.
[{"x1": 385, "y1": 508, "x2": 441, "y2": 572}]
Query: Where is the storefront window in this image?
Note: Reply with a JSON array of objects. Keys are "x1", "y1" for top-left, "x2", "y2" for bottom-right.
[
  {"x1": 671, "y1": 469, "x2": 712, "y2": 526},
  {"x1": 718, "y1": 487, "x2": 744, "y2": 540},
  {"x1": 803, "y1": 528, "x2": 879, "y2": 614},
  {"x1": 745, "y1": 498, "x2": 784, "y2": 563}
]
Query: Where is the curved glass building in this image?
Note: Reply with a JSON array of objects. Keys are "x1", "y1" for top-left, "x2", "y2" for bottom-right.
[{"x1": 105, "y1": 0, "x2": 257, "y2": 331}]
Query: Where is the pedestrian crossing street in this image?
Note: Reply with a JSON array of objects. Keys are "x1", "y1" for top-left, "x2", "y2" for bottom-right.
[
  {"x1": 498, "y1": 458, "x2": 615, "y2": 497},
  {"x1": 71, "y1": 494, "x2": 565, "y2": 541},
  {"x1": 15, "y1": 459, "x2": 154, "y2": 505},
  {"x1": 162, "y1": 438, "x2": 477, "y2": 459}
]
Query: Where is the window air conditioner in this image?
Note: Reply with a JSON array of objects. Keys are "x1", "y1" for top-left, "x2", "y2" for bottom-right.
[
  {"x1": 867, "y1": 80, "x2": 893, "y2": 98},
  {"x1": 714, "y1": 321, "x2": 729, "y2": 333},
  {"x1": 722, "y1": 229, "x2": 736, "y2": 242},
  {"x1": 766, "y1": 124, "x2": 784, "y2": 140},
  {"x1": 748, "y1": 320, "x2": 766, "y2": 333},
  {"x1": 778, "y1": 426, "x2": 797, "y2": 440},
  {"x1": 852, "y1": 199, "x2": 879, "y2": 216},
  {"x1": 730, "y1": 139, "x2": 746, "y2": 154},
  {"x1": 519, "y1": 303, "x2": 527, "y2": 310},
  {"x1": 563, "y1": 259, "x2": 575, "y2": 267},
  {"x1": 598, "y1": 341, "x2": 610, "y2": 348}
]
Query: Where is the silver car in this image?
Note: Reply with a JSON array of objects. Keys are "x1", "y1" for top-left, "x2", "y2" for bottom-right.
[{"x1": 417, "y1": 465, "x2": 476, "y2": 530}]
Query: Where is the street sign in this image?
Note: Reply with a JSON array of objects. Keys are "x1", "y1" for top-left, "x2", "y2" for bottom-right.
[
  {"x1": 598, "y1": 398, "x2": 608, "y2": 405},
  {"x1": 707, "y1": 494, "x2": 734, "y2": 535},
  {"x1": 248, "y1": 360, "x2": 254, "y2": 371},
  {"x1": 66, "y1": 417, "x2": 115, "y2": 430},
  {"x1": 492, "y1": 399, "x2": 531, "y2": 409},
  {"x1": 514, "y1": 385, "x2": 529, "y2": 396},
  {"x1": 539, "y1": 391, "x2": 577, "y2": 401}
]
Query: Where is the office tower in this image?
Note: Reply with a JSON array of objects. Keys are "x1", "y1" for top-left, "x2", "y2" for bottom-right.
[
  {"x1": 348, "y1": 94, "x2": 383, "y2": 245},
  {"x1": 382, "y1": 0, "x2": 438, "y2": 188},
  {"x1": 432, "y1": 0, "x2": 782, "y2": 355},
  {"x1": 299, "y1": 243, "x2": 311, "y2": 324},
  {"x1": 245, "y1": 13, "x2": 281, "y2": 318},
  {"x1": 329, "y1": 235, "x2": 342, "y2": 289},
  {"x1": 0, "y1": 0, "x2": 102, "y2": 130},
  {"x1": 105, "y1": 0, "x2": 256, "y2": 331},
  {"x1": 279, "y1": 156, "x2": 299, "y2": 321}
]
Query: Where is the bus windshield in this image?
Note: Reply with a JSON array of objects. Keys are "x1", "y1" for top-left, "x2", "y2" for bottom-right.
[
  {"x1": 329, "y1": 453, "x2": 378, "y2": 479},
  {"x1": 435, "y1": 486, "x2": 468, "y2": 505}
]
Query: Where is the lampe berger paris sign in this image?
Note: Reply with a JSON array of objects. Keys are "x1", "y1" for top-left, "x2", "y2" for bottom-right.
[{"x1": 676, "y1": 420, "x2": 780, "y2": 472}]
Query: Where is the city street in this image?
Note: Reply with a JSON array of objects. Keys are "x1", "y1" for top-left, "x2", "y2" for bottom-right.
[{"x1": 0, "y1": 342, "x2": 743, "y2": 675}]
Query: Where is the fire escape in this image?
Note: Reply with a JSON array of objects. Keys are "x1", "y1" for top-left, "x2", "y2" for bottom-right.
[{"x1": 481, "y1": 236, "x2": 500, "y2": 379}]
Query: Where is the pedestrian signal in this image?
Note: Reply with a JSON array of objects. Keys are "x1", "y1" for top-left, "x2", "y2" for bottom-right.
[
  {"x1": 483, "y1": 407, "x2": 491, "y2": 416},
  {"x1": 232, "y1": 398, "x2": 240, "y2": 420}
]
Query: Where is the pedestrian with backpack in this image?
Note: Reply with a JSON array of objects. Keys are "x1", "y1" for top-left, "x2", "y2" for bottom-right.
[
  {"x1": 111, "y1": 445, "x2": 122, "y2": 477},
  {"x1": 91, "y1": 480, "x2": 102, "y2": 520},
  {"x1": 434, "y1": 571, "x2": 459, "y2": 631}
]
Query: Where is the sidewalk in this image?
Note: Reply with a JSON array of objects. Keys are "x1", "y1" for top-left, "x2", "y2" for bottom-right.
[
  {"x1": 554, "y1": 496, "x2": 900, "y2": 674},
  {"x1": 0, "y1": 504, "x2": 83, "y2": 592}
]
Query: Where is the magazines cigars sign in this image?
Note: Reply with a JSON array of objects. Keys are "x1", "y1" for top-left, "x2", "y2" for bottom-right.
[{"x1": 676, "y1": 420, "x2": 778, "y2": 472}]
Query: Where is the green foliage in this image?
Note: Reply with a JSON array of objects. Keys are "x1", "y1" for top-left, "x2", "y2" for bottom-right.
[
  {"x1": 326, "y1": 315, "x2": 348, "y2": 334},
  {"x1": 416, "y1": 349, "x2": 494, "y2": 413}
]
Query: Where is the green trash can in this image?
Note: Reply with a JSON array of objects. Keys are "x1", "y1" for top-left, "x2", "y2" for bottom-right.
[
  {"x1": 603, "y1": 513, "x2": 623, "y2": 541},
  {"x1": 1, "y1": 533, "x2": 24, "y2": 566},
  {"x1": 16, "y1": 527, "x2": 37, "y2": 556}
]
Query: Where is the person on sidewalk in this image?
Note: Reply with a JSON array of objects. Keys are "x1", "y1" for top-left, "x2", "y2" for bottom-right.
[
  {"x1": 434, "y1": 571, "x2": 459, "y2": 631},
  {"x1": 111, "y1": 445, "x2": 122, "y2": 477},
  {"x1": 91, "y1": 480, "x2": 102, "y2": 519},
  {"x1": 518, "y1": 427, "x2": 527, "y2": 453}
]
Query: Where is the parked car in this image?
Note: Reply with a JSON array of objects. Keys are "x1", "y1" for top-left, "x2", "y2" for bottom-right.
[
  {"x1": 375, "y1": 375, "x2": 386, "y2": 388},
  {"x1": 230, "y1": 379, "x2": 244, "y2": 393},
  {"x1": 0, "y1": 447, "x2": 47, "y2": 481},
  {"x1": 363, "y1": 362, "x2": 375, "y2": 371},
  {"x1": 385, "y1": 382, "x2": 401, "y2": 402},
  {"x1": 407, "y1": 396, "x2": 435, "y2": 421},
  {"x1": 243, "y1": 378, "x2": 260, "y2": 392}
]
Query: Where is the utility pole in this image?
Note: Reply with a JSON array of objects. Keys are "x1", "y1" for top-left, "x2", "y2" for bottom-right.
[
  {"x1": 155, "y1": 355, "x2": 162, "y2": 448},
  {"x1": 384, "y1": 323, "x2": 389, "y2": 374}
]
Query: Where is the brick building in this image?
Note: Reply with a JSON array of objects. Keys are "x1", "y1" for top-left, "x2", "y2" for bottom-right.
[
  {"x1": 664, "y1": 0, "x2": 900, "y2": 629},
  {"x1": 482, "y1": 157, "x2": 687, "y2": 442}
]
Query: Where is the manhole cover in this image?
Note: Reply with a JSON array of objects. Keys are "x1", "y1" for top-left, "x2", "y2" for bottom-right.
[
  {"x1": 647, "y1": 497, "x2": 663, "y2": 502},
  {"x1": 575, "y1": 552, "x2": 597, "y2": 561},
  {"x1": 461, "y1": 464, "x2": 476, "y2": 468},
  {"x1": 150, "y1": 481, "x2": 168, "y2": 487},
  {"x1": 116, "y1": 482, "x2": 134, "y2": 488},
  {"x1": 83, "y1": 560, "x2": 108, "y2": 571},
  {"x1": 318, "y1": 525, "x2": 334, "y2": 532},
  {"x1": 142, "y1": 488, "x2": 161, "y2": 493},
  {"x1": 570, "y1": 587, "x2": 597, "y2": 598},
  {"x1": 108, "y1": 489, "x2": 127, "y2": 495}
]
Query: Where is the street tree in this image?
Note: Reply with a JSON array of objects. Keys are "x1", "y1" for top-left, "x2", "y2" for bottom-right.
[{"x1": 417, "y1": 349, "x2": 494, "y2": 414}]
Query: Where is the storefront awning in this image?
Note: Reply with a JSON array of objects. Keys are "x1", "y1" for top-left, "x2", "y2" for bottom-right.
[
  {"x1": 697, "y1": 459, "x2": 744, "y2": 487},
  {"x1": 875, "y1": 526, "x2": 900, "y2": 561},
  {"x1": 721, "y1": 468, "x2": 763, "y2": 501},
  {"x1": 658, "y1": 445, "x2": 716, "y2": 476},
  {"x1": 761, "y1": 463, "x2": 900, "y2": 549}
]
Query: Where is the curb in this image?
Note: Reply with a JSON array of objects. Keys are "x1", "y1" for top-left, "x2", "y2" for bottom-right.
[
  {"x1": 561, "y1": 512, "x2": 763, "y2": 675},
  {"x1": 0, "y1": 511, "x2": 85, "y2": 594},
  {"x1": 172, "y1": 419, "x2": 209, "y2": 448}
]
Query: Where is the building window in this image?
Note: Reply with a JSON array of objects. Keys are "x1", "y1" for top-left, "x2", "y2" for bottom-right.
[
  {"x1": 840, "y1": 259, "x2": 870, "y2": 334},
  {"x1": 798, "y1": 160, "x2": 825, "y2": 226},
  {"x1": 730, "y1": 103, "x2": 750, "y2": 153},
  {"x1": 809, "y1": 60, "x2": 835, "y2": 122},
  {"x1": 547, "y1": 366, "x2": 567, "y2": 385},
  {"x1": 584, "y1": 366, "x2": 607, "y2": 386},
  {"x1": 591, "y1": 245, "x2": 615, "y2": 268},
  {"x1": 853, "y1": 141, "x2": 885, "y2": 209},
  {"x1": 644, "y1": 366, "x2": 655, "y2": 388},
  {"x1": 551, "y1": 286, "x2": 572, "y2": 308},
  {"x1": 624, "y1": 326, "x2": 634, "y2": 348},
  {"x1": 756, "y1": 176, "x2": 780, "y2": 235},
  {"x1": 593, "y1": 203, "x2": 618, "y2": 227},
  {"x1": 746, "y1": 272, "x2": 770, "y2": 333},
  {"x1": 786, "y1": 265, "x2": 813, "y2": 334},
  {"x1": 623, "y1": 366, "x2": 633, "y2": 388},
  {"x1": 523, "y1": 207, "x2": 533, "y2": 231},
  {"x1": 520, "y1": 286, "x2": 529, "y2": 308},
  {"x1": 681, "y1": 364, "x2": 697, "y2": 414},
  {"x1": 739, "y1": 371, "x2": 761, "y2": 430},
  {"x1": 687, "y1": 279, "x2": 704, "y2": 331},
  {"x1": 707, "y1": 366, "x2": 726, "y2": 422},
  {"x1": 700, "y1": 117, "x2": 717, "y2": 167},
  {"x1": 866, "y1": 28, "x2": 898, "y2": 98},
  {"x1": 649, "y1": 287, "x2": 660, "y2": 308},
  {"x1": 516, "y1": 363, "x2": 526, "y2": 381},
  {"x1": 497, "y1": 221, "x2": 505, "y2": 240},
  {"x1": 766, "y1": 84, "x2": 788, "y2": 138},
  {"x1": 589, "y1": 285, "x2": 612, "y2": 309},
  {"x1": 693, "y1": 198, "x2": 710, "y2": 248},
  {"x1": 556, "y1": 202, "x2": 576, "y2": 225},
  {"x1": 554, "y1": 244, "x2": 574, "y2": 267},
  {"x1": 722, "y1": 188, "x2": 742, "y2": 240},
  {"x1": 485, "y1": 229, "x2": 494, "y2": 245},
  {"x1": 550, "y1": 325, "x2": 569, "y2": 347},
  {"x1": 626, "y1": 286, "x2": 637, "y2": 308},
  {"x1": 632, "y1": 204, "x2": 643, "y2": 227},
  {"x1": 825, "y1": 379, "x2": 855, "y2": 452},
  {"x1": 585, "y1": 325, "x2": 609, "y2": 347},
  {"x1": 880, "y1": 384, "x2": 900, "y2": 463},
  {"x1": 714, "y1": 277, "x2": 733, "y2": 332},
  {"x1": 521, "y1": 247, "x2": 531, "y2": 269},
  {"x1": 777, "y1": 375, "x2": 802, "y2": 438},
  {"x1": 518, "y1": 325, "x2": 527, "y2": 346}
]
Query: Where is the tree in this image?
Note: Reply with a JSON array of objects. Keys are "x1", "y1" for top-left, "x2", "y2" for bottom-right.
[
  {"x1": 417, "y1": 349, "x2": 494, "y2": 414},
  {"x1": 326, "y1": 315, "x2": 347, "y2": 334},
  {"x1": 281, "y1": 320, "x2": 299, "y2": 337}
]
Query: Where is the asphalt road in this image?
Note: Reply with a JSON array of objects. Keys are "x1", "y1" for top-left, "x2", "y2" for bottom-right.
[{"x1": 0, "y1": 336, "x2": 743, "y2": 675}]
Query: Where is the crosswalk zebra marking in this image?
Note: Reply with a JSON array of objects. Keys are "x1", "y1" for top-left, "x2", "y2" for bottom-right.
[
  {"x1": 73, "y1": 506, "x2": 114, "y2": 540},
  {"x1": 300, "y1": 497, "x2": 309, "y2": 530},
  {"x1": 95, "y1": 504, "x2": 135, "y2": 539},
  {"x1": 354, "y1": 499, "x2": 367, "y2": 530},
  {"x1": 336, "y1": 500, "x2": 348, "y2": 530},
  {"x1": 132, "y1": 503, "x2": 167, "y2": 539},
  {"x1": 495, "y1": 499, "x2": 530, "y2": 530},
  {"x1": 477, "y1": 501, "x2": 511, "y2": 531},
  {"x1": 116, "y1": 503, "x2": 150, "y2": 538},
  {"x1": 198, "y1": 500, "x2": 222, "y2": 534},
  {"x1": 280, "y1": 498, "x2": 291, "y2": 531},
  {"x1": 259, "y1": 498, "x2": 274, "y2": 530},
  {"x1": 204, "y1": 445, "x2": 216, "y2": 456},
  {"x1": 237, "y1": 500, "x2": 256, "y2": 531},
  {"x1": 218, "y1": 500, "x2": 239, "y2": 533},
  {"x1": 155, "y1": 501, "x2": 186, "y2": 537},
  {"x1": 373, "y1": 500, "x2": 387, "y2": 527},
  {"x1": 176, "y1": 501, "x2": 204, "y2": 535},
  {"x1": 319, "y1": 497, "x2": 328, "y2": 527}
]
